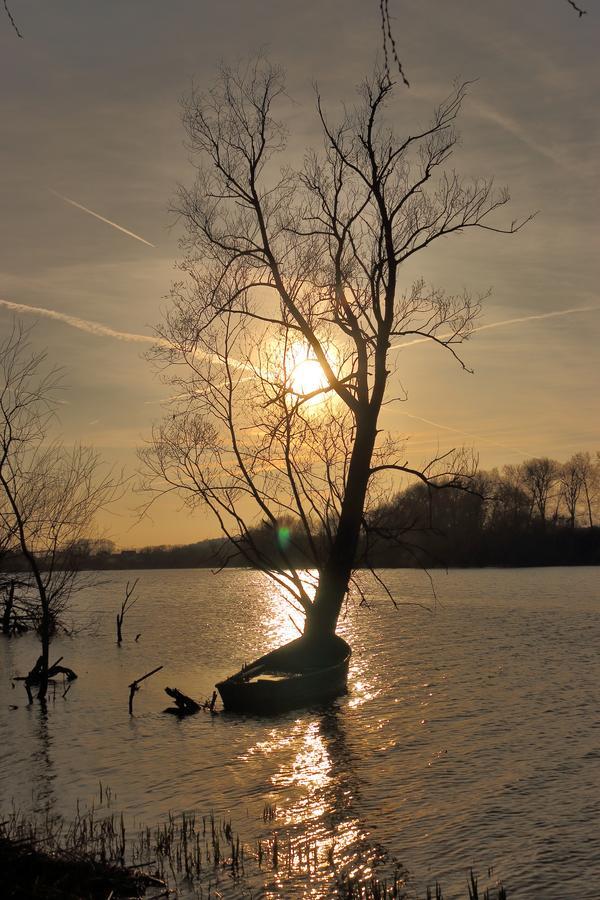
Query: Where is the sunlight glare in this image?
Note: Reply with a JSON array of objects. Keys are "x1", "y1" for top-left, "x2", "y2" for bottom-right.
[{"x1": 289, "y1": 357, "x2": 329, "y2": 401}]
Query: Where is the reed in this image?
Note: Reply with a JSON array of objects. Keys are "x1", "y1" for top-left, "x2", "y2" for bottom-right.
[{"x1": 0, "y1": 799, "x2": 509, "y2": 899}]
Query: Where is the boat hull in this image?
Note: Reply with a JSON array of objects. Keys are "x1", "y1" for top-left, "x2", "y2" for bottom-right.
[{"x1": 216, "y1": 635, "x2": 351, "y2": 714}]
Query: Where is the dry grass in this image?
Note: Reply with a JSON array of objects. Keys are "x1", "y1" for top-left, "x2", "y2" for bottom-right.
[{"x1": 0, "y1": 800, "x2": 509, "y2": 899}]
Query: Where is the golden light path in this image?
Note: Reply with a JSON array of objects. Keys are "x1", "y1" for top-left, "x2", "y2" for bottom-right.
[{"x1": 238, "y1": 574, "x2": 390, "y2": 898}]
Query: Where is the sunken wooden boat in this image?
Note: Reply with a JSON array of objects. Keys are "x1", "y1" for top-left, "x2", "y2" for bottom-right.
[{"x1": 216, "y1": 634, "x2": 351, "y2": 714}]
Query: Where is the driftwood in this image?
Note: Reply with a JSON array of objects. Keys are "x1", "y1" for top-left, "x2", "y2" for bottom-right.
[
  {"x1": 48, "y1": 663, "x2": 77, "y2": 681},
  {"x1": 163, "y1": 687, "x2": 219, "y2": 717},
  {"x1": 128, "y1": 664, "x2": 163, "y2": 715},
  {"x1": 15, "y1": 656, "x2": 78, "y2": 703},
  {"x1": 164, "y1": 687, "x2": 201, "y2": 716}
]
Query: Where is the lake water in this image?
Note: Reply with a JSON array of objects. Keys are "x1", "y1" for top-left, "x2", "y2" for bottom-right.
[{"x1": 1, "y1": 567, "x2": 599, "y2": 898}]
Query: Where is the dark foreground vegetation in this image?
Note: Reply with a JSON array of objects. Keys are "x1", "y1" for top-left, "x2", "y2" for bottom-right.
[
  {"x1": 0, "y1": 836, "x2": 156, "y2": 899},
  {"x1": 1, "y1": 804, "x2": 509, "y2": 899}
]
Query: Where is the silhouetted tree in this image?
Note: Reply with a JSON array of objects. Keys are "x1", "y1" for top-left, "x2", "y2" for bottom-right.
[
  {"x1": 560, "y1": 454, "x2": 586, "y2": 527},
  {"x1": 143, "y1": 56, "x2": 524, "y2": 644},
  {"x1": 577, "y1": 451, "x2": 600, "y2": 527},
  {"x1": 522, "y1": 457, "x2": 561, "y2": 526},
  {"x1": 0, "y1": 324, "x2": 118, "y2": 700}
]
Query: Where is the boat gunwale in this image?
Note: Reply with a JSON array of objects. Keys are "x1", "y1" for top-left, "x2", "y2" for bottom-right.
[
  {"x1": 216, "y1": 636, "x2": 351, "y2": 689},
  {"x1": 218, "y1": 649, "x2": 351, "y2": 688}
]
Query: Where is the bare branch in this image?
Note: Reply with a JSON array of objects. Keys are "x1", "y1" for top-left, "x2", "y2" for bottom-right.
[
  {"x1": 565, "y1": 0, "x2": 587, "y2": 16},
  {"x1": 3, "y1": 0, "x2": 23, "y2": 38}
]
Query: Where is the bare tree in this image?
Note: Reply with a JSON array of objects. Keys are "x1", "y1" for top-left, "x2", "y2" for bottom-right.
[
  {"x1": 586, "y1": 453, "x2": 600, "y2": 527},
  {"x1": 517, "y1": 457, "x2": 561, "y2": 527},
  {"x1": 560, "y1": 453, "x2": 587, "y2": 527},
  {"x1": 116, "y1": 577, "x2": 139, "y2": 644},
  {"x1": 0, "y1": 324, "x2": 118, "y2": 701},
  {"x1": 143, "y1": 58, "x2": 526, "y2": 647},
  {"x1": 567, "y1": 450, "x2": 600, "y2": 527}
]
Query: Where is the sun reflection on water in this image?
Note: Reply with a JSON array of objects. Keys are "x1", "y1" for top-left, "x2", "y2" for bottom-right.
[
  {"x1": 243, "y1": 711, "x2": 390, "y2": 898},
  {"x1": 271, "y1": 721, "x2": 330, "y2": 820},
  {"x1": 259, "y1": 570, "x2": 321, "y2": 649},
  {"x1": 235, "y1": 572, "x2": 402, "y2": 895}
]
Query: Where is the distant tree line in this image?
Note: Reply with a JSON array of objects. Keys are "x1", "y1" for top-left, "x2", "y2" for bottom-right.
[
  {"x1": 2, "y1": 452, "x2": 598, "y2": 574},
  {"x1": 366, "y1": 451, "x2": 600, "y2": 568}
]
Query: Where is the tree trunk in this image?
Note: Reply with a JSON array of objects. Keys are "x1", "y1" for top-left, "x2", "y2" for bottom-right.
[
  {"x1": 37, "y1": 600, "x2": 50, "y2": 701},
  {"x1": 304, "y1": 410, "x2": 378, "y2": 641},
  {"x1": 2, "y1": 581, "x2": 15, "y2": 635},
  {"x1": 584, "y1": 483, "x2": 594, "y2": 527}
]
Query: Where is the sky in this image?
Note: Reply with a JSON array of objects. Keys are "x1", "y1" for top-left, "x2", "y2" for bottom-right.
[{"x1": 1, "y1": 0, "x2": 599, "y2": 548}]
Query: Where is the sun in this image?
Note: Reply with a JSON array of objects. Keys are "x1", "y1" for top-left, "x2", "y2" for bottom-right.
[{"x1": 289, "y1": 357, "x2": 329, "y2": 400}]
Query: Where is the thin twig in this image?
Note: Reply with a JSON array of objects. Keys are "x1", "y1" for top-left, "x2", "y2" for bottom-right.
[
  {"x1": 379, "y1": 0, "x2": 410, "y2": 87},
  {"x1": 3, "y1": 0, "x2": 23, "y2": 38}
]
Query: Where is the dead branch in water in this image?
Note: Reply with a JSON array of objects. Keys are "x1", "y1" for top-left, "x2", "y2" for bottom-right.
[
  {"x1": 164, "y1": 687, "x2": 219, "y2": 717},
  {"x1": 15, "y1": 655, "x2": 77, "y2": 704},
  {"x1": 128, "y1": 664, "x2": 163, "y2": 715},
  {"x1": 116, "y1": 578, "x2": 139, "y2": 644},
  {"x1": 164, "y1": 687, "x2": 201, "y2": 716}
]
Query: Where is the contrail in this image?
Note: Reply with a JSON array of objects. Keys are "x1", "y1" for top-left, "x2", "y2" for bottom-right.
[
  {"x1": 395, "y1": 410, "x2": 532, "y2": 458},
  {"x1": 49, "y1": 189, "x2": 156, "y2": 248},
  {"x1": 390, "y1": 304, "x2": 600, "y2": 351},
  {"x1": 0, "y1": 298, "x2": 165, "y2": 345},
  {"x1": 0, "y1": 298, "x2": 248, "y2": 370},
  {"x1": 471, "y1": 304, "x2": 600, "y2": 336},
  {"x1": 470, "y1": 99, "x2": 573, "y2": 172},
  {"x1": 389, "y1": 306, "x2": 600, "y2": 456}
]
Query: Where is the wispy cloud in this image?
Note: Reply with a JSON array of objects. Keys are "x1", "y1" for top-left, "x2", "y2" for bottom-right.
[
  {"x1": 49, "y1": 189, "x2": 156, "y2": 248},
  {"x1": 469, "y1": 99, "x2": 575, "y2": 172},
  {"x1": 390, "y1": 304, "x2": 600, "y2": 351},
  {"x1": 0, "y1": 298, "x2": 163, "y2": 345},
  {"x1": 390, "y1": 304, "x2": 600, "y2": 457},
  {"x1": 396, "y1": 410, "x2": 532, "y2": 458},
  {"x1": 470, "y1": 305, "x2": 600, "y2": 336},
  {"x1": 0, "y1": 298, "x2": 249, "y2": 372}
]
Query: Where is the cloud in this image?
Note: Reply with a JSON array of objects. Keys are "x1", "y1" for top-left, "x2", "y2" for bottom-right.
[
  {"x1": 0, "y1": 298, "x2": 249, "y2": 371},
  {"x1": 395, "y1": 410, "x2": 532, "y2": 458},
  {"x1": 49, "y1": 189, "x2": 156, "y2": 248},
  {"x1": 471, "y1": 304, "x2": 600, "y2": 336},
  {"x1": 0, "y1": 298, "x2": 164, "y2": 345},
  {"x1": 469, "y1": 99, "x2": 577, "y2": 173},
  {"x1": 390, "y1": 304, "x2": 600, "y2": 351}
]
